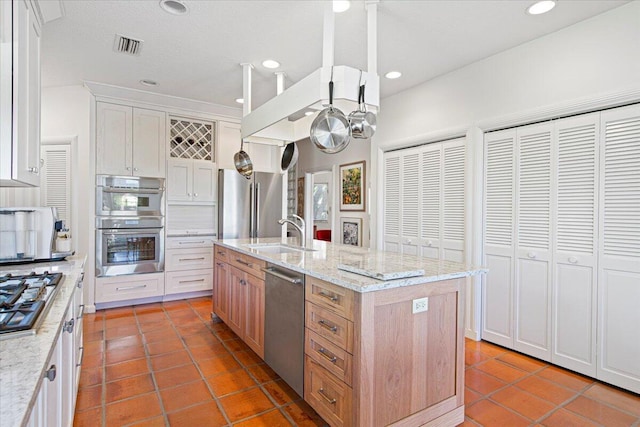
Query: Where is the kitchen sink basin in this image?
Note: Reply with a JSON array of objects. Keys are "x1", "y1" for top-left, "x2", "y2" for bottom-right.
[{"x1": 244, "y1": 243, "x2": 316, "y2": 254}]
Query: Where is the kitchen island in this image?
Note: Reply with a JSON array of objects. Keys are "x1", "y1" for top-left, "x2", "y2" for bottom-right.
[
  {"x1": 214, "y1": 238, "x2": 486, "y2": 427},
  {"x1": 0, "y1": 256, "x2": 85, "y2": 427}
]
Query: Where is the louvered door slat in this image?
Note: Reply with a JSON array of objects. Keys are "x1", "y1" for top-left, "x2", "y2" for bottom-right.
[
  {"x1": 485, "y1": 135, "x2": 515, "y2": 247},
  {"x1": 443, "y1": 144, "x2": 465, "y2": 242},
  {"x1": 421, "y1": 148, "x2": 440, "y2": 240},
  {"x1": 401, "y1": 153, "x2": 420, "y2": 238},
  {"x1": 518, "y1": 128, "x2": 551, "y2": 250},
  {"x1": 384, "y1": 155, "x2": 401, "y2": 238}
]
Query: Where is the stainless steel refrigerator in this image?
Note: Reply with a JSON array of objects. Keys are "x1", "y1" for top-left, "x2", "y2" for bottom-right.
[{"x1": 218, "y1": 169, "x2": 284, "y2": 239}]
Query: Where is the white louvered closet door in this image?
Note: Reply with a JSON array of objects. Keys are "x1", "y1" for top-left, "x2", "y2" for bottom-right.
[
  {"x1": 597, "y1": 104, "x2": 640, "y2": 394},
  {"x1": 400, "y1": 148, "x2": 421, "y2": 255},
  {"x1": 552, "y1": 113, "x2": 599, "y2": 376},
  {"x1": 383, "y1": 152, "x2": 401, "y2": 253},
  {"x1": 442, "y1": 140, "x2": 465, "y2": 262},
  {"x1": 40, "y1": 144, "x2": 71, "y2": 226},
  {"x1": 514, "y1": 122, "x2": 553, "y2": 360},
  {"x1": 482, "y1": 129, "x2": 516, "y2": 348},
  {"x1": 419, "y1": 145, "x2": 441, "y2": 259}
]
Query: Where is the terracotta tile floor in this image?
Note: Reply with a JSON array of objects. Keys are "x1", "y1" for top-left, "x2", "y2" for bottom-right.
[{"x1": 74, "y1": 297, "x2": 640, "y2": 426}]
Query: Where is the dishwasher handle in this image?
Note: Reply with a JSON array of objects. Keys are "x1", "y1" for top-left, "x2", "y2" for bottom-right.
[{"x1": 262, "y1": 267, "x2": 303, "y2": 284}]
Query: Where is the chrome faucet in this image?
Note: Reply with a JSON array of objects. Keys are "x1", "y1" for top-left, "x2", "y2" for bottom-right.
[{"x1": 278, "y1": 215, "x2": 306, "y2": 248}]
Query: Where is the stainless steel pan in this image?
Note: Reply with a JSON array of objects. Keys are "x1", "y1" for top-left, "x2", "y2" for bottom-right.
[
  {"x1": 234, "y1": 140, "x2": 253, "y2": 179},
  {"x1": 281, "y1": 142, "x2": 299, "y2": 171},
  {"x1": 348, "y1": 84, "x2": 376, "y2": 139},
  {"x1": 310, "y1": 70, "x2": 351, "y2": 154}
]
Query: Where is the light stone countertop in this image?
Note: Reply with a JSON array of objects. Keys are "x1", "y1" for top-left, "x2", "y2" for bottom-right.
[
  {"x1": 216, "y1": 238, "x2": 486, "y2": 292},
  {"x1": 0, "y1": 256, "x2": 86, "y2": 427}
]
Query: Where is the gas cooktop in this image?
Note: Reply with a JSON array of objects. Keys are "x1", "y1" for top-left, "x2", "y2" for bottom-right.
[{"x1": 0, "y1": 271, "x2": 63, "y2": 339}]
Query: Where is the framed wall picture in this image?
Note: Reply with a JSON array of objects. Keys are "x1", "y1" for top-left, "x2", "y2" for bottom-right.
[
  {"x1": 340, "y1": 161, "x2": 365, "y2": 211},
  {"x1": 341, "y1": 217, "x2": 362, "y2": 246}
]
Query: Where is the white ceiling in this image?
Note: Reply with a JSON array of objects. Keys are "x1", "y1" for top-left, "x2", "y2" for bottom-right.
[{"x1": 41, "y1": 0, "x2": 629, "y2": 110}]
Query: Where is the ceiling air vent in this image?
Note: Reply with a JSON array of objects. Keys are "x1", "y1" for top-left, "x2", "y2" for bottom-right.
[{"x1": 113, "y1": 34, "x2": 143, "y2": 56}]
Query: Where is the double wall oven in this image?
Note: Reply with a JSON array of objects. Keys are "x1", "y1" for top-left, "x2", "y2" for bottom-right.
[{"x1": 95, "y1": 175, "x2": 165, "y2": 277}]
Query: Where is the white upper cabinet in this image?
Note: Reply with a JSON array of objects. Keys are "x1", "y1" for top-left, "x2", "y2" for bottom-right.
[
  {"x1": 96, "y1": 102, "x2": 166, "y2": 177},
  {"x1": 0, "y1": 0, "x2": 42, "y2": 187},
  {"x1": 217, "y1": 121, "x2": 242, "y2": 170}
]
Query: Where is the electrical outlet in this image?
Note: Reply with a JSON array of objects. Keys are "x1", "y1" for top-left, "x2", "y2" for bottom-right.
[{"x1": 412, "y1": 297, "x2": 429, "y2": 314}]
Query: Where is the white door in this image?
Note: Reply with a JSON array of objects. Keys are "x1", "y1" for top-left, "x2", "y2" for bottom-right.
[
  {"x1": 514, "y1": 122, "x2": 552, "y2": 360},
  {"x1": 597, "y1": 104, "x2": 640, "y2": 394},
  {"x1": 552, "y1": 113, "x2": 599, "y2": 376},
  {"x1": 419, "y1": 145, "x2": 441, "y2": 258},
  {"x1": 40, "y1": 144, "x2": 71, "y2": 226},
  {"x1": 192, "y1": 160, "x2": 217, "y2": 203},
  {"x1": 167, "y1": 158, "x2": 193, "y2": 202},
  {"x1": 383, "y1": 153, "x2": 401, "y2": 253},
  {"x1": 400, "y1": 148, "x2": 421, "y2": 255},
  {"x1": 96, "y1": 103, "x2": 132, "y2": 175},
  {"x1": 132, "y1": 108, "x2": 166, "y2": 177},
  {"x1": 442, "y1": 140, "x2": 465, "y2": 262},
  {"x1": 482, "y1": 129, "x2": 516, "y2": 348}
]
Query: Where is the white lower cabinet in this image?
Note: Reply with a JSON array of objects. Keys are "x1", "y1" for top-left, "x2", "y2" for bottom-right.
[
  {"x1": 165, "y1": 236, "x2": 214, "y2": 295},
  {"x1": 95, "y1": 272, "x2": 165, "y2": 303}
]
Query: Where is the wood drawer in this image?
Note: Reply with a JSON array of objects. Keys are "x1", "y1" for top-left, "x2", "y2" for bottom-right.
[
  {"x1": 228, "y1": 249, "x2": 266, "y2": 279},
  {"x1": 165, "y1": 269, "x2": 213, "y2": 294},
  {"x1": 305, "y1": 356, "x2": 352, "y2": 427},
  {"x1": 166, "y1": 235, "x2": 215, "y2": 249},
  {"x1": 165, "y1": 247, "x2": 213, "y2": 271},
  {"x1": 306, "y1": 302, "x2": 353, "y2": 353},
  {"x1": 306, "y1": 329, "x2": 352, "y2": 386},
  {"x1": 214, "y1": 245, "x2": 229, "y2": 263},
  {"x1": 306, "y1": 276, "x2": 355, "y2": 321},
  {"x1": 96, "y1": 273, "x2": 164, "y2": 303}
]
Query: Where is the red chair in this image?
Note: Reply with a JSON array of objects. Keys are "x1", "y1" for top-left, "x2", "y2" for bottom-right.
[{"x1": 316, "y1": 229, "x2": 331, "y2": 242}]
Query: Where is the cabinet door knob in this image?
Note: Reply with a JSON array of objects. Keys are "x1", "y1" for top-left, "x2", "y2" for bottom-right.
[
  {"x1": 194, "y1": 193, "x2": 198, "y2": 197},
  {"x1": 187, "y1": 193, "x2": 191, "y2": 197},
  {"x1": 45, "y1": 365, "x2": 57, "y2": 382},
  {"x1": 28, "y1": 167, "x2": 39, "y2": 174},
  {"x1": 568, "y1": 256, "x2": 578, "y2": 264},
  {"x1": 126, "y1": 167, "x2": 132, "y2": 171},
  {"x1": 427, "y1": 240, "x2": 433, "y2": 247},
  {"x1": 133, "y1": 167, "x2": 138, "y2": 171}
]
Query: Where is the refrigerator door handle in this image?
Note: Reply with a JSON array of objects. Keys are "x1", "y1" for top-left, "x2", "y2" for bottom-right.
[
  {"x1": 255, "y1": 183, "x2": 261, "y2": 237},
  {"x1": 249, "y1": 183, "x2": 254, "y2": 237}
]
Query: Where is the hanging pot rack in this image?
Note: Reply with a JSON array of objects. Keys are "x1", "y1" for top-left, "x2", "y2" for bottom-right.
[{"x1": 240, "y1": 1, "x2": 380, "y2": 144}]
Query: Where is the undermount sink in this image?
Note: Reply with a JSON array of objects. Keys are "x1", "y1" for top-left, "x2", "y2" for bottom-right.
[{"x1": 244, "y1": 243, "x2": 316, "y2": 254}]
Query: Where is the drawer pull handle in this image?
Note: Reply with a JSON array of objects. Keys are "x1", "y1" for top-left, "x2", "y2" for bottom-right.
[
  {"x1": 179, "y1": 257, "x2": 206, "y2": 261},
  {"x1": 318, "y1": 347, "x2": 337, "y2": 364},
  {"x1": 179, "y1": 279, "x2": 206, "y2": 284},
  {"x1": 180, "y1": 241, "x2": 205, "y2": 244},
  {"x1": 236, "y1": 259, "x2": 252, "y2": 267},
  {"x1": 318, "y1": 291, "x2": 338, "y2": 303},
  {"x1": 318, "y1": 319, "x2": 338, "y2": 333},
  {"x1": 217, "y1": 251, "x2": 226, "y2": 255},
  {"x1": 216, "y1": 262, "x2": 225, "y2": 267},
  {"x1": 116, "y1": 284, "x2": 147, "y2": 291},
  {"x1": 77, "y1": 304, "x2": 85, "y2": 319},
  {"x1": 318, "y1": 388, "x2": 336, "y2": 405},
  {"x1": 240, "y1": 279, "x2": 247, "y2": 286}
]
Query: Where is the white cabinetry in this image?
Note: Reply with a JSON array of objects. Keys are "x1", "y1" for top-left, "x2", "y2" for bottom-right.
[
  {"x1": 217, "y1": 121, "x2": 280, "y2": 173},
  {"x1": 96, "y1": 103, "x2": 166, "y2": 177},
  {"x1": 383, "y1": 138, "x2": 465, "y2": 262},
  {"x1": 165, "y1": 236, "x2": 215, "y2": 295},
  {"x1": 0, "y1": 0, "x2": 41, "y2": 187},
  {"x1": 95, "y1": 272, "x2": 165, "y2": 303},
  {"x1": 482, "y1": 104, "x2": 640, "y2": 393},
  {"x1": 217, "y1": 121, "x2": 242, "y2": 170},
  {"x1": 167, "y1": 159, "x2": 216, "y2": 203}
]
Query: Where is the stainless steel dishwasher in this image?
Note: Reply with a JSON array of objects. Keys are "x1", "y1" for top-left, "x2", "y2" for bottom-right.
[{"x1": 263, "y1": 263, "x2": 305, "y2": 397}]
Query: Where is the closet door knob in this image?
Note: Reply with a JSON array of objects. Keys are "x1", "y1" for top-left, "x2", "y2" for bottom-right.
[
  {"x1": 568, "y1": 256, "x2": 578, "y2": 264},
  {"x1": 527, "y1": 252, "x2": 537, "y2": 259}
]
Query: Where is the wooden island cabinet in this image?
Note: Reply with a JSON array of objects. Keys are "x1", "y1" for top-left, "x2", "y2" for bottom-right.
[{"x1": 213, "y1": 241, "x2": 479, "y2": 427}]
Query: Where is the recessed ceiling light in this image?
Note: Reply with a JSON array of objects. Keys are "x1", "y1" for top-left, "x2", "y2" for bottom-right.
[
  {"x1": 333, "y1": 1, "x2": 351, "y2": 13},
  {"x1": 235, "y1": 98, "x2": 244, "y2": 104},
  {"x1": 262, "y1": 59, "x2": 280, "y2": 69},
  {"x1": 304, "y1": 111, "x2": 314, "y2": 116},
  {"x1": 385, "y1": 71, "x2": 402, "y2": 79},
  {"x1": 526, "y1": 0, "x2": 556, "y2": 15},
  {"x1": 140, "y1": 79, "x2": 158, "y2": 87},
  {"x1": 159, "y1": 0, "x2": 188, "y2": 15}
]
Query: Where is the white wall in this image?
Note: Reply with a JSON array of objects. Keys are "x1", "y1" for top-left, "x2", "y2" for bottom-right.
[
  {"x1": 371, "y1": 2, "x2": 640, "y2": 339},
  {"x1": 41, "y1": 85, "x2": 93, "y2": 305},
  {"x1": 297, "y1": 137, "x2": 372, "y2": 247}
]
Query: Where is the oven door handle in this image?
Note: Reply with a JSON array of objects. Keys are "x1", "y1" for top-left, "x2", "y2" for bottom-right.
[
  {"x1": 101, "y1": 187, "x2": 163, "y2": 194},
  {"x1": 101, "y1": 228, "x2": 163, "y2": 235}
]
